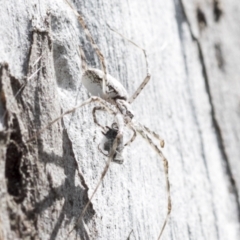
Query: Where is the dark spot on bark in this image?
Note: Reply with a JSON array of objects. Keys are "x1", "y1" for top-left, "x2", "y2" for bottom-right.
[
  {"x1": 214, "y1": 43, "x2": 225, "y2": 70},
  {"x1": 197, "y1": 7, "x2": 207, "y2": 30},
  {"x1": 5, "y1": 117, "x2": 25, "y2": 202},
  {"x1": 213, "y1": 0, "x2": 223, "y2": 22}
]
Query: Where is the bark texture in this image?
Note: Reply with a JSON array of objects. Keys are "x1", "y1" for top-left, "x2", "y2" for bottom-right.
[{"x1": 0, "y1": 0, "x2": 240, "y2": 239}]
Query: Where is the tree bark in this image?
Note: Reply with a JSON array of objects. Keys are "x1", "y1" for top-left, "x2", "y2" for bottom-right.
[{"x1": 0, "y1": 0, "x2": 240, "y2": 239}]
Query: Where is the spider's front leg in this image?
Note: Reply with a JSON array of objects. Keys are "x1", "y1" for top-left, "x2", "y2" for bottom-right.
[
  {"x1": 133, "y1": 123, "x2": 171, "y2": 240},
  {"x1": 92, "y1": 106, "x2": 107, "y2": 131}
]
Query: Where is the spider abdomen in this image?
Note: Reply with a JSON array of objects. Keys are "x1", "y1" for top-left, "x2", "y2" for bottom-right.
[{"x1": 82, "y1": 68, "x2": 128, "y2": 100}]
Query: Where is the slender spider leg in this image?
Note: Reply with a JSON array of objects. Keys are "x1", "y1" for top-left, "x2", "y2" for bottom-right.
[
  {"x1": 65, "y1": 0, "x2": 108, "y2": 96},
  {"x1": 69, "y1": 136, "x2": 120, "y2": 235},
  {"x1": 134, "y1": 125, "x2": 171, "y2": 240},
  {"x1": 78, "y1": 47, "x2": 88, "y2": 72},
  {"x1": 139, "y1": 123, "x2": 165, "y2": 148},
  {"x1": 124, "y1": 125, "x2": 137, "y2": 147},
  {"x1": 26, "y1": 96, "x2": 117, "y2": 142},
  {"x1": 107, "y1": 25, "x2": 151, "y2": 104},
  {"x1": 145, "y1": 134, "x2": 171, "y2": 240},
  {"x1": 128, "y1": 74, "x2": 151, "y2": 104},
  {"x1": 92, "y1": 106, "x2": 108, "y2": 131}
]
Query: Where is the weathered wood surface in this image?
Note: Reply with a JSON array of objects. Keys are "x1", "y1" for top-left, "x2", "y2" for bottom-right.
[{"x1": 0, "y1": 0, "x2": 239, "y2": 239}]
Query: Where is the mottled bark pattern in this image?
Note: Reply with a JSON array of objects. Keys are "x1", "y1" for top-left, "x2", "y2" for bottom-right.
[{"x1": 0, "y1": 0, "x2": 239, "y2": 239}]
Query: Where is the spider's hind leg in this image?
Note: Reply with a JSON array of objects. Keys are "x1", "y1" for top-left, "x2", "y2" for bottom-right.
[
  {"x1": 134, "y1": 124, "x2": 171, "y2": 239},
  {"x1": 141, "y1": 123, "x2": 165, "y2": 148}
]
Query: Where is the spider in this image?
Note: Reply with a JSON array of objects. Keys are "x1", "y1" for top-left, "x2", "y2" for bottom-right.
[{"x1": 28, "y1": 0, "x2": 172, "y2": 239}]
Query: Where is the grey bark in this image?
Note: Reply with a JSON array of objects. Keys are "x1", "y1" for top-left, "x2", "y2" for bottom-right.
[{"x1": 0, "y1": 0, "x2": 240, "y2": 240}]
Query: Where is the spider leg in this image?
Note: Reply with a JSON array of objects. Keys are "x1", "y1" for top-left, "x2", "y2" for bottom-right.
[
  {"x1": 107, "y1": 25, "x2": 151, "y2": 104},
  {"x1": 140, "y1": 123, "x2": 165, "y2": 148},
  {"x1": 92, "y1": 106, "x2": 108, "y2": 131},
  {"x1": 124, "y1": 125, "x2": 137, "y2": 147},
  {"x1": 69, "y1": 134, "x2": 121, "y2": 235},
  {"x1": 78, "y1": 46, "x2": 88, "y2": 72},
  {"x1": 65, "y1": 0, "x2": 108, "y2": 96},
  {"x1": 145, "y1": 134, "x2": 171, "y2": 240},
  {"x1": 134, "y1": 124, "x2": 171, "y2": 240},
  {"x1": 128, "y1": 73, "x2": 151, "y2": 104},
  {"x1": 27, "y1": 96, "x2": 116, "y2": 142}
]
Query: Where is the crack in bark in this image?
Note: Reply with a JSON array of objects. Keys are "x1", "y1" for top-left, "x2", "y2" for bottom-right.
[
  {"x1": 178, "y1": 0, "x2": 240, "y2": 225},
  {"x1": 173, "y1": 1, "x2": 219, "y2": 238}
]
